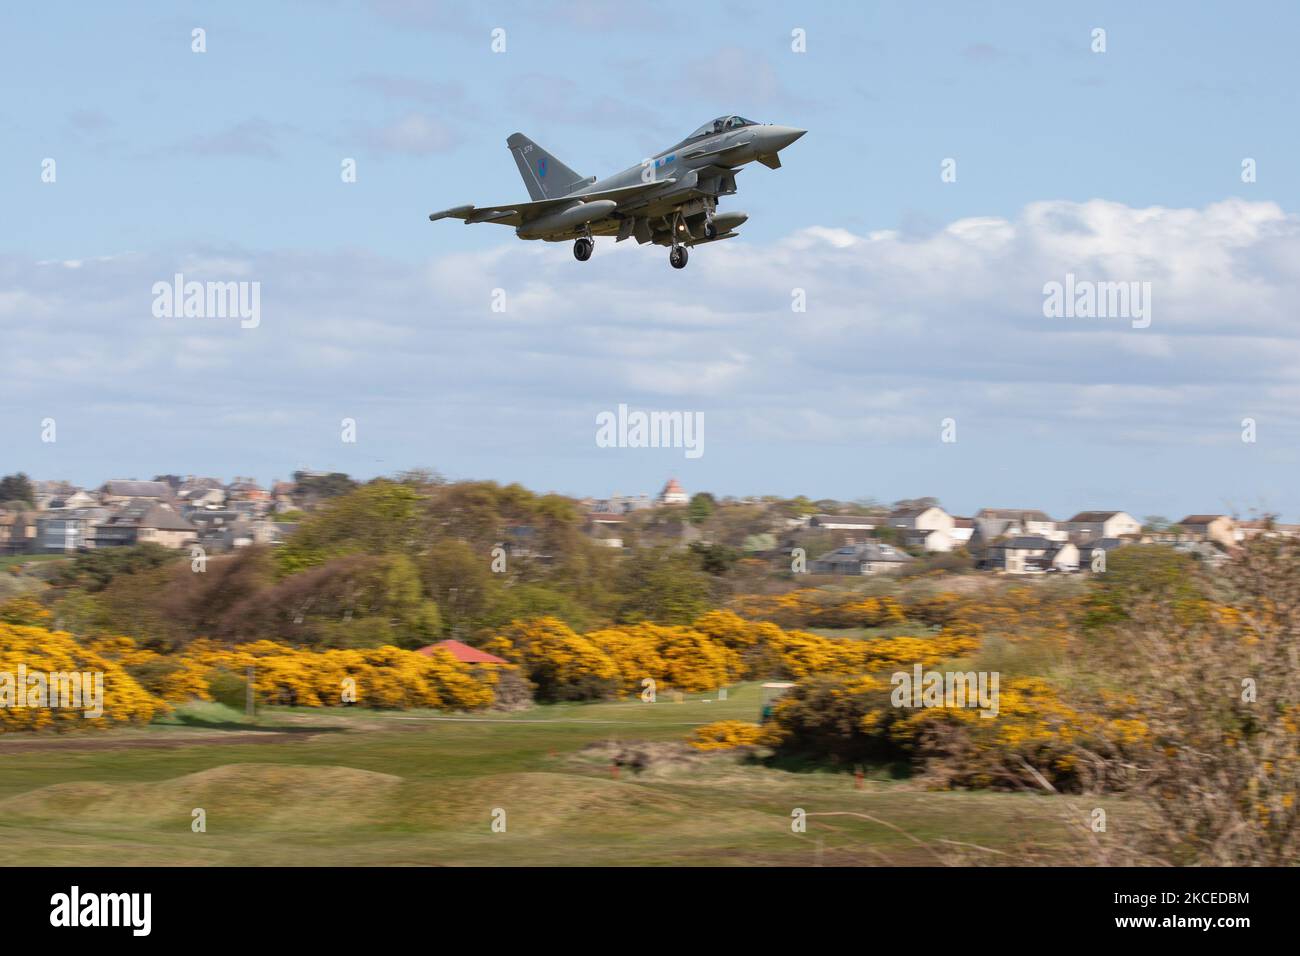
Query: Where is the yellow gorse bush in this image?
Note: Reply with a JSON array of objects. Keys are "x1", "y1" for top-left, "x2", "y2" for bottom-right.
[
  {"x1": 689, "y1": 719, "x2": 783, "y2": 751},
  {"x1": 0, "y1": 623, "x2": 162, "y2": 732},
  {"x1": 730, "y1": 590, "x2": 906, "y2": 629},
  {"x1": 73, "y1": 633, "x2": 498, "y2": 713}
]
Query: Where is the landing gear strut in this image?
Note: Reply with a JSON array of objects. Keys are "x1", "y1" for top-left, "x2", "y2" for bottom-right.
[
  {"x1": 703, "y1": 197, "x2": 717, "y2": 239},
  {"x1": 573, "y1": 237, "x2": 594, "y2": 261},
  {"x1": 669, "y1": 211, "x2": 689, "y2": 269}
]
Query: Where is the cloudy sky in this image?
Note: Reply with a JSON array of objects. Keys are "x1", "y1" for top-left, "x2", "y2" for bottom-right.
[{"x1": 4, "y1": 1, "x2": 1299, "y2": 520}]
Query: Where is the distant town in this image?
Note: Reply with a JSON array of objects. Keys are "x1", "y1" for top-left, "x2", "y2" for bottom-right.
[{"x1": 0, "y1": 471, "x2": 1288, "y2": 576}]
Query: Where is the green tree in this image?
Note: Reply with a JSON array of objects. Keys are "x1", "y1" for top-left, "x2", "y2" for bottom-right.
[
  {"x1": 278, "y1": 480, "x2": 427, "y2": 573},
  {"x1": 615, "y1": 547, "x2": 712, "y2": 625},
  {"x1": 0, "y1": 473, "x2": 35, "y2": 508},
  {"x1": 689, "y1": 541, "x2": 739, "y2": 576},
  {"x1": 1082, "y1": 545, "x2": 1207, "y2": 630},
  {"x1": 687, "y1": 492, "x2": 716, "y2": 525},
  {"x1": 51, "y1": 543, "x2": 178, "y2": 592}
]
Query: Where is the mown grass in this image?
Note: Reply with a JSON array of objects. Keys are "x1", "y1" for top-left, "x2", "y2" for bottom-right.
[
  {"x1": 0, "y1": 553, "x2": 69, "y2": 572},
  {"x1": 0, "y1": 683, "x2": 1114, "y2": 866}
]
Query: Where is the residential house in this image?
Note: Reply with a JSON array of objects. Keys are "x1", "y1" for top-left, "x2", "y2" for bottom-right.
[
  {"x1": 886, "y1": 505, "x2": 954, "y2": 534},
  {"x1": 48, "y1": 490, "x2": 97, "y2": 510},
  {"x1": 1177, "y1": 515, "x2": 1237, "y2": 550},
  {"x1": 94, "y1": 503, "x2": 196, "y2": 549},
  {"x1": 589, "y1": 493, "x2": 655, "y2": 516},
  {"x1": 188, "y1": 509, "x2": 245, "y2": 550},
  {"x1": 271, "y1": 481, "x2": 298, "y2": 513},
  {"x1": 985, "y1": 536, "x2": 1079, "y2": 574},
  {"x1": 809, "y1": 514, "x2": 876, "y2": 531},
  {"x1": 2, "y1": 512, "x2": 39, "y2": 554},
  {"x1": 32, "y1": 480, "x2": 77, "y2": 510},
  {"x1": 948, "y1": 516, "x2": 975, "y2": 546},
  {"x1": 1077, "y1": 537, "x2": 1127, "y2": 571},
  {"x1": 178, "y1": 476, "x2": 227, "y2": 508},
  {"x1": 33, "y1": 508, "x2": 109, "y2": 553},
  {"x1": 900, "y1": 527, "x2": 955, "y2": 552},
  {"x1": 812, "y1": 540, "x2": 914, "y2": 575},
  {"x1": 227, "y1": 478, "x2": 270, "y2": 515},
  {"x1": 1065, "y1": 511, "x2": 1142, "y2": 542},
  {"x1": 0, "y1": 512, "x2": 26, "y2": 555},
  {"x1": 974, "y1": 508, "x2": 1063, "y2": 540},
  {"x1": 100, "y1": 480, "x2": 172, "y2": 506}
]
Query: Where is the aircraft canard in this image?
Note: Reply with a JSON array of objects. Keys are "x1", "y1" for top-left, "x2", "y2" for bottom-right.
[{"x1": 428, "y1": 115, "x2": 805, "y2": 269}]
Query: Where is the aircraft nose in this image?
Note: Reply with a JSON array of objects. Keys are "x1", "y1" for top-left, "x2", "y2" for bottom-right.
[{"x1": 765, "y1": 125, "x2": 807, "y2": 151}]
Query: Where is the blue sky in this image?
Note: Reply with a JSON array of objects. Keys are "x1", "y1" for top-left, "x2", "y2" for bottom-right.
[{"x1": 4, "y1": 1, "x2": 1300, "y2": 520}]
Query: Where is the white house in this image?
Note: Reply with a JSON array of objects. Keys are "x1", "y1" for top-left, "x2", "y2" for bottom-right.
[
  {"x1": 886, "y1": 505, "x2": 954, "y2": 534},
  {"x1": 1065, "y1": 511, "x2": 1141, "y2": 542},
  {"x1": 985, "y1": 536, "x2": 1079, "y2": 574},
  {"x1": 948, "y1": 517, "x2": 975, "y2": 545},
  {"x1": 900, "y1": 527, "x2": 954, "y2": 552}
]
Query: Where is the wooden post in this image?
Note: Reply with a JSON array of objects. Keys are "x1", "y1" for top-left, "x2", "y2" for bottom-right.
[{"x1": 245, "y1": 665, "x2": 255, "y2": 718}]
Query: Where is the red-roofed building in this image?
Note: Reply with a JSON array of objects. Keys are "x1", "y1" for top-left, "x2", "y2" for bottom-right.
[
  {"x1": 659, "y1": 477, "x2": 688, "y2": 505},
  {"x1": 416, "y1": 639, "x2": 508, "y2": 665}
]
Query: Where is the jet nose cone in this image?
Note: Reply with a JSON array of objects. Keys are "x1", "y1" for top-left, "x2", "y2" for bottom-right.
[{"x1": 766, "y1": 125, "x2": 807, "y2": 151}]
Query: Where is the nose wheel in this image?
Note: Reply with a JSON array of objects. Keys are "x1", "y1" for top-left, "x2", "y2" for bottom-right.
[
  {"x1": 669, "y1": 245, "x2": 689, "y2": 269},
  {"x1": 573, "y1": 237, "x2": 594, "y2": 261}
]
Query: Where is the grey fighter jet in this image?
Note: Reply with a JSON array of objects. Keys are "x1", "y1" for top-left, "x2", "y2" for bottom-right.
[{"x1": 429, "y1": 116, "x2": 806, "y2": 269}]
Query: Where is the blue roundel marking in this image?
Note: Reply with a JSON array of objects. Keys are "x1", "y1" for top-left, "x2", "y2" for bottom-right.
[{"x1": 537, "y1": 158, "x2": 547, "y2": 177}]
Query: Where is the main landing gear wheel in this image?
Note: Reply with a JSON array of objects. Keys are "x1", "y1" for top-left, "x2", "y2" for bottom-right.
[
  {"x1": 573, "y1": 237, "x2": 594, "y2": 261},
  {"x1": 669, "y1": 246, "x2": 689, "y2": 269},
  {"x1": 704, "y1": 221, "x2": 718, "y2": 239}
]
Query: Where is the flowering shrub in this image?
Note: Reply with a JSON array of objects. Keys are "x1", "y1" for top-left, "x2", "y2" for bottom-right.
[
  {"x1": 491, "y1": 617, "x2": 620, "y2": 702},
  {"x1": 730, "y1": 589, "x2": 907, "y2": 629},
  {"x1": 689, "y1": 720, "x2": 783, "y2": 751},
  {"x1": 0, "y1": 623, "x2": 162, "y2": 732}
]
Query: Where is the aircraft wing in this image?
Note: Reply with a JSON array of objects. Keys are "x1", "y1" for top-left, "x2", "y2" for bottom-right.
[{"x1": 430, "y1": 178, "x2": 676, "y2": 227}]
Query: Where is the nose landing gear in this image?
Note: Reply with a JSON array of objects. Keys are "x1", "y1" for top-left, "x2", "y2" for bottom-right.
[{"x1": 668, "y1": 210, "x2": 689, "y2": 269}]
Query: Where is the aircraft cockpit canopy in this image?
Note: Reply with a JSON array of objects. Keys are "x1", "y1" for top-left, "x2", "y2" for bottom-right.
[{"x1": 687, "y1": 115, "x2": 760, "y2": 139}]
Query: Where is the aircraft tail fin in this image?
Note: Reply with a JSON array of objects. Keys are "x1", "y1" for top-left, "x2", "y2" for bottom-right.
[{"x1": 507, "y1": 133, "x2": 587, "y2": 200}]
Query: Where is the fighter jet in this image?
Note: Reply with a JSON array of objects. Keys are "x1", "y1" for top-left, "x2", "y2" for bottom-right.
[{"x1": 429, "y1": 116, "x2": 805, "y2": 269}]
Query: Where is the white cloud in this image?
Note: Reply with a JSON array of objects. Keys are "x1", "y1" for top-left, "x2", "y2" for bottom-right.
[
  {"x1": 359, "y1": 112, "x2": 459, "y2": 156},
  {"x1": 3, "y1": 198, "x2": 1298, "y2": 511}
]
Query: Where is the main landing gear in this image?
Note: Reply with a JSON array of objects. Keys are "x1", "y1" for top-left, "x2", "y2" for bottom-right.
[
  {"x1": 703, "y1": 197, "x2": 717, "y2": 239},
  {"x1": 573, "y1": 237, "x2": 594, "y2": 261}
]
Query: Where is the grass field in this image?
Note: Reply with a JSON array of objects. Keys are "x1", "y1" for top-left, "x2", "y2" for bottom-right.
[
  {"x1": 0, "y1": 683, "x2": 1109, "y2": 866},
  {"x1": 0, "y1": 553, "x2": 68, "y2": 571}
]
